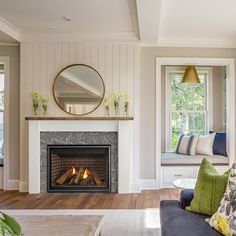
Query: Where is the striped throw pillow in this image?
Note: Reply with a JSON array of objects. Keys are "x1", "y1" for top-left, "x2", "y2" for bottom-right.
[{"x1": 176, "y1": 134, "x2": 199, "y2": 155}]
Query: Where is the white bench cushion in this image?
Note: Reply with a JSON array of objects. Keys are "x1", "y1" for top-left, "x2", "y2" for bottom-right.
[{"x1": 161, "y1": 152, "x2": 229, "y2": 166}]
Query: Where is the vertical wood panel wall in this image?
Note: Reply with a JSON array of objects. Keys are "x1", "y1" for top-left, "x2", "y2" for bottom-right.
[{"x1": 20, "y1": 42, "x2": 139, "y2": 184}]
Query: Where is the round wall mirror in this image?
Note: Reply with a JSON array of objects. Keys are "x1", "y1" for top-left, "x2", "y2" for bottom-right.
[{"x1": 53, "y1": 64, "x2": 105, "y2": 116}]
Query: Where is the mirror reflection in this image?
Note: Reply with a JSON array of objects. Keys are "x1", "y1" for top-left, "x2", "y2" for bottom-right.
[{"x1": 53, "y1": 64, "x2": 105, "y2": 115}]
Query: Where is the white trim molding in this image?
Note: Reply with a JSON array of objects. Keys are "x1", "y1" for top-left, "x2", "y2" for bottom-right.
[
  {"x1": 6, "y1": 180, "x2": 19, "y2": 190},
  {"x1": 19, "y1": 181, "x2": 28, "y2": 192},
  {"x1": 140, "y1": 179, "x2": 158, "y2": 190},
  {"x1": 19, "y1": 31, "x2": 139, "y2": 43},
  {"x1": 155, "y1": 39, "x2": 236, "y2": 49},
  {"x1": 0, "y1": 17, "x2": 20, "y2": 41},
  {"x1": 6, "y1": 180, "x2": 32, "y2": 191},
  {"x1": 156, "y1": 57, "x2": 235, "y2": 188},
  {"x1": 141, "y1": 40, "x2": 236, "y2": 48},
  {"x1": 0, "y1": 167, "x2": 3, "y2": 189},
  {"x1": 0, "y1": 56, "x2": 10, "y2": 191}
]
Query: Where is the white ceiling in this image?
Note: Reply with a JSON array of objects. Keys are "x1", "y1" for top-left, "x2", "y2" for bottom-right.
[
  {"x1": 0, "y1": 0, "x2": 236, "y2": 47},
  {"x1": 158, "y1": 0, "x2": 236, "y2": 47},
  {"x1": 0, "y1": 0, "x2": 136, "y2": 32}
]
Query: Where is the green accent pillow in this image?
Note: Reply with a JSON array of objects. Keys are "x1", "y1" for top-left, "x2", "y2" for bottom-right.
[{"x1": 186, "y1": 158, "x2": 230, "y2": 216}]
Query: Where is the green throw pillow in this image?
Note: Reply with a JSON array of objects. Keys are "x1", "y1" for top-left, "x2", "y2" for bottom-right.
[{"x1": 186, "y1": 158, "x2": 230, "y2": 216}]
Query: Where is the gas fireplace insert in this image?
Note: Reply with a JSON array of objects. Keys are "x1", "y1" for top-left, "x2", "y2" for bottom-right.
[{"x1": 47, "y1": 145, "x2": 111, "y2": 192}]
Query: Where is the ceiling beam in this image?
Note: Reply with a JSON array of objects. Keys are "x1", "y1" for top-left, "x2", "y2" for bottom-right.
[
  {"x1": 0, "y1": 17, "x2": 20, "y2": 42},
  {"x1": 136, "y1": 0, "x2": 162, "y2": 45}
]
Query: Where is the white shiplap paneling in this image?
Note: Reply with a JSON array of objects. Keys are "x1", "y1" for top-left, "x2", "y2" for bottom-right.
[{"x1": 20, "y1": 42, "x2": 139, "y2": 184}]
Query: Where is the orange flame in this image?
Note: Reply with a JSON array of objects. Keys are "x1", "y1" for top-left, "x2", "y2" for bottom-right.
[
  {"x1": 71, "y1": 167, "x2": 76, "y2": 175},
  {"x1": 83, "y1": 169, "x2": 89, "y2": 179}
]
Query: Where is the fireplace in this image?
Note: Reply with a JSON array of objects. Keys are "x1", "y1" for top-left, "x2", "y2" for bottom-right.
[
  {"x1": 47, "y1": 145, "x2": 111, "y2": 192},
  {"x1": 28, "y1": 121, "x2": 132, "y2": 194}
]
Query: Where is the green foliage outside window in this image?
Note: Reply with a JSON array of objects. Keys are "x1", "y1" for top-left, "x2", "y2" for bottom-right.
[{"x1": 170, "y1": 72, "x2": 207, "y2": 149}]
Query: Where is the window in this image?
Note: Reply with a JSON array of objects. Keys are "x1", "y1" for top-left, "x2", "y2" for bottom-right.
[
  {"x1": 165, "y1": 67, "x2": 212, "y2": 151},
  {"x1": 0, "y1": 65, "x2": 4, "y2": 157}
]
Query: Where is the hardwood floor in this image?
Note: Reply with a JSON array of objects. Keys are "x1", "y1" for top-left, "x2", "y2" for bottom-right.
[{"x1": 0, "y1": 189, "x2": 179, "y2": 209}]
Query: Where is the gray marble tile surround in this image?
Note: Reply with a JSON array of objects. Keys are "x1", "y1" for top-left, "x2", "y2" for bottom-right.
[{"x1": 40, "y1": 132, "x2": 118, "y2": 192}]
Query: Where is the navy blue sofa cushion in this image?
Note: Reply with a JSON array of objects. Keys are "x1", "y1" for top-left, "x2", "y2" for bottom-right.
[
  {"x1": 210, "y1": 131, "x2": 227, "y2": 156},
  {"x1": 180, "y1": 189, "x2": 194, "y2": 209},
  {"x1": 160, "y1": 200, "x2": 222, "y2": 236}
]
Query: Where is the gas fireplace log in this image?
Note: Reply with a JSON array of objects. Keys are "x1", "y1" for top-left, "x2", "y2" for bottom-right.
[
  {"x1": 73, "y1": 167, "x2": 84, "y2": 184},
  {"x1": 56, "y1": 169, "x2": 74, "y2": 185},
  {"x1": 90, "y1": 170, "x2": 102, "y2": 186},
  {"x1": 80, "y1": 175, "x2": 93, "y2": 186}
]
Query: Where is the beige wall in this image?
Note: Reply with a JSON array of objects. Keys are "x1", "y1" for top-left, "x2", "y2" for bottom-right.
[
  {"x1": 212, "y1": 66, "x2": 225, "y2": 131},
  {"x1": 0, "y1": 45, "x2": 20, "y2": 180},
  {"x1": 140, "y1": 47, "x2": 236, "y2": 179}
]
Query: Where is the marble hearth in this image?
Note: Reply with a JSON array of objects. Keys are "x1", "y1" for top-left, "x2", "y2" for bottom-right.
[{"x1": 27, "y1": 118, "x2": 134, "y2": 194}]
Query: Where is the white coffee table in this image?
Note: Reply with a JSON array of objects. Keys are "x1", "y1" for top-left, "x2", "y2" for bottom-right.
[{"x1": 173, "y1": 178, "x2": 197, "y2": 189}]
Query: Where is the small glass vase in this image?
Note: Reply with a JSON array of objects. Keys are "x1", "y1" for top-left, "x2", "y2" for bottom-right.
[
  {"x1": 114, "y1": 99, "x2": 120, "y2": 116},
  {"x1": 114, "y1": 105, "x2": 119, "y2": 116},
  {"x1": 105, "y1": 106, "x2": 110, "y2": 117},
  {"x1": 42, "y1": 100, "x2": 48, "y2": 115},
  {"x1": 33, "y1": 106, "x2": 38, "y2": 116},
  {"x1": 125, "y1": 103, "x2": 129, "y2": 117},
  {"x1": 32, "y1": 100, "x2": 39, "y2": 116}
]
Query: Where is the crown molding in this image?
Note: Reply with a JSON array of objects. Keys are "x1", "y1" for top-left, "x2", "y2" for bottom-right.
[
  {"x1": 0, "y1": 42, "x2": 20, "y2": 46},
  {"x1": 19, "y1": 30, "x2": 139, "y2": 43},
  {"x1": 0, "y1": 17, "x2": 20, "y2": 41},
  {"x1": 150, "y1": 38, "x2": 236, "y2": 48}
]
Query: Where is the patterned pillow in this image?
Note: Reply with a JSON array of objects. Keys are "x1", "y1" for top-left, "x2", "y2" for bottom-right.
[
  {"x1": 208, "y1": 164, "x2": 236, "y2": 235},
  {"x1": 176, "y1": 134, "x2": 199, "y2": 155}
]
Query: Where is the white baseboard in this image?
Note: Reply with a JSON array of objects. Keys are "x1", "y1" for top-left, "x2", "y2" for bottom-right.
[
  {"x1": 6, "y1": 180, "x2": 19, "y2": 190},
  {"x1": 19, "y1": 181, "x2": 29, "y2": 192},
  {"x1": 130, "y1": 182, "x2": 141, "y2": 193},
  {"x1": 0, "y1": 167, "x2": 3, "y2": 189},
  {"x1": 140, "y1": 179, "x2": 159, "y2": 190}
]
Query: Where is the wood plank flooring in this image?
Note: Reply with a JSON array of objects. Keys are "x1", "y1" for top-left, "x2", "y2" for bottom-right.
[{"x1": 0, "y1": 189, "x2": 179, "y2": 209}]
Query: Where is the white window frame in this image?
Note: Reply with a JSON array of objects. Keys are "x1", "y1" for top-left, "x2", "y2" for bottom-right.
[{"x1": 165, "y1": 66, "x2": 213, "y2": 152}]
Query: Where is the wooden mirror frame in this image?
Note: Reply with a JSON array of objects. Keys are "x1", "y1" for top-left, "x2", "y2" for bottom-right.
[{"x1": 52, "y1": 64, "x2": 105, "y2": 116}]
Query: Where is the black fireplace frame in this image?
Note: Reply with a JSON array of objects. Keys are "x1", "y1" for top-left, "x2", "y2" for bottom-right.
[{"x1": 47, "y1": 144, "x2": 111, "y2": 193}]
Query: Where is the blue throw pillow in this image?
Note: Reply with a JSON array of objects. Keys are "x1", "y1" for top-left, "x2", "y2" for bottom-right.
[{"x1": 210, "y1": 131, "x2": 227, "y2": 156}]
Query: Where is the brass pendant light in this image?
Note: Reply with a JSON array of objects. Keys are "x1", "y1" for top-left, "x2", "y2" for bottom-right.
[{"x1": 181, "y1": 65, "x2": 200, "y2": 85}]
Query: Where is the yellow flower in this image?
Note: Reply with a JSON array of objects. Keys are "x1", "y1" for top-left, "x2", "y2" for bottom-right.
[
  {"x1": 40, "y1": 95, "x2": 49, "y2": 102},
  {"x1": 111, "y1": 92, "x2": 122, "y2": 101},
  {"x1": 30, "y1": 92, "x2": 40, "y2": 98},
  {"x1": 214, "y1": 216, "x2": 232, "y2": 236},
  {"x1": 124, "y1": 94, "x2": 130, "y2": 103}
]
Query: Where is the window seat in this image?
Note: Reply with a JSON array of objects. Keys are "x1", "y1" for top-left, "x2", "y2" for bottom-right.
[{"x1": 161, "y1": 152, "x2": 229, "y2": 166}]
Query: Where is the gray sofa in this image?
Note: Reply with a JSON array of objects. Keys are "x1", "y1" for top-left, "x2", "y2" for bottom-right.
[{"x1": 160, "y1": 189, "x2": 222, "y2": 236}]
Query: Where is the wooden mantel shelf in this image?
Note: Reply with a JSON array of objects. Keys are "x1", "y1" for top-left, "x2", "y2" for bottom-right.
[{"x1": 25, "y1": 116, "x2": 134, "y2": 121}]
